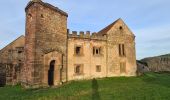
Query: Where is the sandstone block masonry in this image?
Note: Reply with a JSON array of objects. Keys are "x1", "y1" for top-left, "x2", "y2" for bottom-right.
[{"x1": 0, "y1": 0, "x2": 137, "y2": 87}]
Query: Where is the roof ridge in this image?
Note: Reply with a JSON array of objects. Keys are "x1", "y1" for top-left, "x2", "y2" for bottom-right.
[
  {"x1": 0, "y1": 35, "x2": 25, "y2": 51},
  {"x1": 97, "y1": 18, "x2": 122, "y2": 35},
  {"x1": 25, "y1": 1, "x2": 68, "y2": 17}
]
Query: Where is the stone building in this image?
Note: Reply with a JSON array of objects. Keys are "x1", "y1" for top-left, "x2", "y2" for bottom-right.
[
  {"x1": 0, "y1": 36, "x2": 25, "y2": 86},
  {"x1": 0, "y1": 0, "x2": 137, "y2": 87}
]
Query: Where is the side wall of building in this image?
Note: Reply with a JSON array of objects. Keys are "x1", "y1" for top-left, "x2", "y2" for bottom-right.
[
  {"x1": 0, "y1": 36, "x2": 25, "y2": 85},
  {"x1": 106, "y1": 20, "x2": 137, "y2": 77}
]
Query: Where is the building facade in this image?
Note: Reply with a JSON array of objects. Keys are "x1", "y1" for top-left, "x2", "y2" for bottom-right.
[{"x1": 0, "y1": 0, "x2": 137, "y2": 87}]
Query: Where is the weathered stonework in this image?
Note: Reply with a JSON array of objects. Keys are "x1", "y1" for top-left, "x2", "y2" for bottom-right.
[
  {"x1": 0, "y1": 0, "x2": 137, "y2": 87},
  {"x1": 0, "y1": 36, "x2": 25, "y2": 85}
]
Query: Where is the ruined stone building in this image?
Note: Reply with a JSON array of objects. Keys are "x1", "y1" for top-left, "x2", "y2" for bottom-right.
[
  {"x1": 0, "y1": 36, "x2": 25, "y2": 86},
  {"x1": 0, "y1": 0, "x2": 137, "y2": 87}
]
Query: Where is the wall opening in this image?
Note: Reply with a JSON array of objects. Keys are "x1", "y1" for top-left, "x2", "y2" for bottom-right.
[
  {"x1": 76, "y1": 47, "x2": 81, "y2": 55},
  {"x1": 48, "y1": 60, "x2": 55, "y2": 86}
]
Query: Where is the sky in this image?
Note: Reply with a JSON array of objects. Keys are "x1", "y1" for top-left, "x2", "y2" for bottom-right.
[{"x1": 0, "y1": 0, "x2": 170, "y2": 60}]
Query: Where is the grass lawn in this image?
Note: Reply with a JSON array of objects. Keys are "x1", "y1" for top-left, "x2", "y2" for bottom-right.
[{"x1": 0, "y1": 72, "x2": 170, "y2": 100}]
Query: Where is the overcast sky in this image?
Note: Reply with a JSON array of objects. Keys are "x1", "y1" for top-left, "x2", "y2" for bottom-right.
[{"x1": 0, "y1": 0, "x2": 170, "y2": 60}]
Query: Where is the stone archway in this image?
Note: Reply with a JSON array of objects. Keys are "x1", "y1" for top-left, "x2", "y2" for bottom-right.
[
  {"x1": 48, "y1": 60, "x2": 55, "y2": 86},
  {"x1": 43, "y1": 51, "x2": 62, "y2": 86}
]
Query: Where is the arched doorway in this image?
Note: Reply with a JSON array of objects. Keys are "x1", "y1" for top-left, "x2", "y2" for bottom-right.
[{"x1": 48, "y1": 60, "x2": 55, "y2": 86}]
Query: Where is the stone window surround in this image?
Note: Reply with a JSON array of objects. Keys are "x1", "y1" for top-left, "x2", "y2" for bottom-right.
[
  {"x1": 118, "y1": 44, "x2": 126, "y2": 57},
  {"x1": 93, "y1": 46, "x2": 103, "y2": 56},
  {"x1": 74, "y1": 64, "x2": 84, "y2": 75},
  {"x1": 74, "y1": 45, "x2": 84, "y2": 56}
]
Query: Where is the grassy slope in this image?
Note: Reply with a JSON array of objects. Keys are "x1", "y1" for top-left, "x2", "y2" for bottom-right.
[{"x1": 0, "y1": 72, "x2": 170, "y2": 100}]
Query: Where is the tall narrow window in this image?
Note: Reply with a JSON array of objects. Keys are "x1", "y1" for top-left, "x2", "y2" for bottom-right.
[
  {"x1": 75, "y1": 65, "x2": 80, "y2": 74},
  {"x1": 118, "y1": 44, "x2": 126, "y2": 57},
  {"x1": 122, "y1": 44, "x2": 125, "y2": 56},
  {"x1": 120, "y1": 62, "x2": 126, "y2": 73},
  {"x1": 119, "y1": 44, "x2": 122, "y2": 56}
]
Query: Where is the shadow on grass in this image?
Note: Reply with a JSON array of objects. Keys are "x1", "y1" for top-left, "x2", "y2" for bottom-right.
[{"x1": 92, "y1": 78, "x2": 101, "y2": 100}]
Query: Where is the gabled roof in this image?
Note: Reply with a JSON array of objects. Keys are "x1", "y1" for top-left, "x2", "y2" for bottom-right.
[
  {"x1": 98, "y1": 18, "x2": 122, "y2": 35},
  {"x1": 0, "y1": 35, "x2": 25, "y2": 52},
  {"x1": 25, "y1": 0, "x2": 68, "y2": 17},
  {"x1": 97, "y1": 18, "x2": 134, "y2": 36}
]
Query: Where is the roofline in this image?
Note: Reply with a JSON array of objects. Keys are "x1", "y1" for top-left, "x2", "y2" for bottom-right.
[
  {"x1": 0, "y1": 35, "x2": 25, "y2": 52},
  {"x1": 25, "y1": 1, "x2": 68, "y2": 17},
  {"x1": 97, "y1": 18, "x2": 122, "y2": 35}
]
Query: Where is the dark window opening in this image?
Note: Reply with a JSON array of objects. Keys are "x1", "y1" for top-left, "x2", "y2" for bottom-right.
[
  {"x1": 93, "y1": 47, "x2": 101, "y2": 55},
  {"x1": 122, "y1": 44, "x2": 125, "y2": 56},
  {"x1": 119, "y1": 26, "x2": 123, "y2": 30},
  {"x1": 75, "y1": 65, "x2": 80, "y2": 74},
  {"x1": 119, "y1": 44, "x2": 122, "y2": 56},
  {"x1": 76, "y1": 47, "x2": 81, "y2": 55},
  {"x1": 41, "y1": 14, "x2": 44, "y2": 18},
  {"x1": 96, "y1": 49, "x2": 99, "y2": 54},
  {"x1": 119, "y1": 44, "x2": 126, "y2": 57},
  {"x1": 18, "y1": 51, "x2": 22, "y2": 54}
]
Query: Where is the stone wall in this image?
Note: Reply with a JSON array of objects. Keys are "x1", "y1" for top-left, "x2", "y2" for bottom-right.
[
  {"x1": 0, "y1": 64, "x2": 6, "y2": 86},
  {"x1": 0, "y1": 36, "x2": 25, "y2": 85},
  {"x1": 24, "y1": 1, "x2": 68, "y2": 87},
  {"x1": 68, "y1": 31, "x2": 107, "y2": 80},
  {"x1": 99, "y1": 19, "x2": 137, "y2": 76}
]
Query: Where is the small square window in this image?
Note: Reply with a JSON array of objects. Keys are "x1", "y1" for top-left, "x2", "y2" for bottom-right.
[
  {"x1": 96, "y1": 65, "x2": 101, "y2": 72},
  {"x1": 74, "y1": 45, "x2": 83, "y2": 56},
  {"x1": 74, "y1": 64, "x2": 83, "y2": 75},
  {"x1": 76, "y1": 47, "x2": 81, "y2": 54}
]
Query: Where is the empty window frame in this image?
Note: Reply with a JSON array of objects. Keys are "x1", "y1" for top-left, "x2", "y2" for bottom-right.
[
  {"x1": 93, "y1": 47, "x2": 102, "y2": 55},
  {"x1": 74, "y1": 64, "x2": 83, "y2": 75},
  {"x1": 118, "y1": 44, "x2": 126, "y2": 57},
  {"x1": 74, "y1": 45, "x2": 83, "y2": 56}
]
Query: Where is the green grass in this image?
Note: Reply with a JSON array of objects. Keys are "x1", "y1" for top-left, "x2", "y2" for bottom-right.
[{"x1": 1, "y1": 72, "x2": 170, "y2": 100}]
